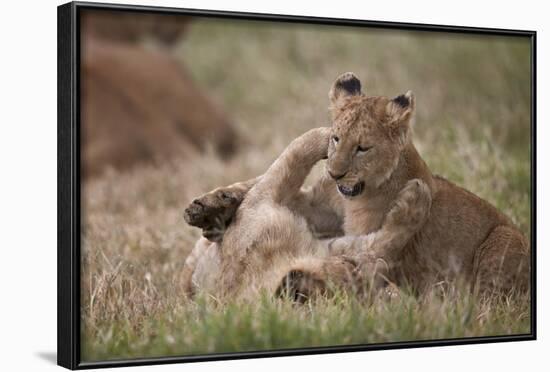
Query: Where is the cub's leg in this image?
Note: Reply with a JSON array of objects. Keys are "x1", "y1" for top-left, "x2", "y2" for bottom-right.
[
  {"x1": 473, "y1": 225, "x2": 530, "y2": 296},
  {"x1": 329, "y1": 179, "x2": 432, "y2": 260},
  {"x1": 185, "y1": 174, "x2": 343, "y2": 242},
  {"x1": 218, "y1": 128, "x2": 333, "y2": 297},
  {"x1": 276, "y1": 179, "x2": 432, "y2": 300},
  {"x1": 184, "y1": 177, "x2": 260, "y2": 242},
  {"x1": 184, "y1": 136, "x2": 344, "y2": 242},
  {"x1": 339, "y1": 178, "x2": 432, "y2": 289}
]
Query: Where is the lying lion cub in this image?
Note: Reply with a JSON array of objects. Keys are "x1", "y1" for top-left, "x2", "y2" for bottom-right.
[
  {"x1": 184, "y1": 73, "x2": 530, "y2": 300},
  {"x1": 183, "y1": 125, "x2": 432, "y2": 301}
]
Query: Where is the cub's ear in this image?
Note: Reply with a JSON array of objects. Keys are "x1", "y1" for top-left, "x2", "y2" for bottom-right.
[
  {"x1": 329, "y1": 72, "x2": 362, "y2": 107},
  {"x1": 385, "y1": 90, "x2": 415, "y2": 146}
]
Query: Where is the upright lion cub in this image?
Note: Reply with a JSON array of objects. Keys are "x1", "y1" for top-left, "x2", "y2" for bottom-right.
[{"x1": 185, "y1": 72, "x2": 530, "y2": 297}]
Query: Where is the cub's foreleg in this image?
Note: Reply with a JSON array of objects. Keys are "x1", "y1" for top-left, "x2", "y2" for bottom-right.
[
  {"x1": 332, "y1": 178, "x2": 431, "y2": 288},
  {"x1": 217, "y1": 128, "x2": 333, "y2": 298},
  {"x1": 184, "y1": 129, "x2": 344, "y2": 242}
]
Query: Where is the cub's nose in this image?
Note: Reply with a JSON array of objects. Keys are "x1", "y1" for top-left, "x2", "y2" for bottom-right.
[{"x1": 328, "y1": 170, "x2": 347, "y2": 180}]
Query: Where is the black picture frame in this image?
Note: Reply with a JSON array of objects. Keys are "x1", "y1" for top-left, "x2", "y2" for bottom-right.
[{"x1": 57, "y1": 1, "x2": 537, "y2": 370}]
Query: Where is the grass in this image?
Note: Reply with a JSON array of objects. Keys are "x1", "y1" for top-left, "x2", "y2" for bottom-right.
[
  {"x1": 82, "y1": 289, "x2": 530, "y2": 361},
  {"x1": 81, "y1": 18, "x2": 532, "y2": 361}
]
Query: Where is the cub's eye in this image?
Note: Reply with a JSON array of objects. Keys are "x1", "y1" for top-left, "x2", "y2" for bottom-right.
[
  {"x1": 356, "y1": 145, "x2": 372, "y2": 153},
  {"x1": 332, "y1": 136, "x2": 340, "y2": 144}
]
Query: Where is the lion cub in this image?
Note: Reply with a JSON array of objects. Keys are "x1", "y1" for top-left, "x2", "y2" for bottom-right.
[
  {"x1": 185, "y1": 73, "x2": 530, "y2": 298},
  {"x1": 183, "y1": 127, "x2": 432, "y2": 301}
]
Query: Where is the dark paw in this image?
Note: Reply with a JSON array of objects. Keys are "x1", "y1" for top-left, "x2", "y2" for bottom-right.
[
  {"x1": 183, "y1": 199, "x2": 208, "y2": 227},
  {"x1": 184, "y1": 188, "x2": 245, "y2": 243},
  {"x1": 275, "y1": 269, "x2": 326, "y2": 303},
  {"x1": 183, "y1": 189, "x2": 242, "y2": 229}
]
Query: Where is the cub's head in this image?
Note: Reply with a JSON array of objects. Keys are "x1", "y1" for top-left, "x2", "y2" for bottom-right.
[{"x1": 327, "y1": 72, "x2": 415, "y2": 198}]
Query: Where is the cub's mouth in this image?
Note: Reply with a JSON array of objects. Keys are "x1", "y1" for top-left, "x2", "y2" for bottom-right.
[{"x1": 337, "y1": 181, "x2": 364, "y2": 197}]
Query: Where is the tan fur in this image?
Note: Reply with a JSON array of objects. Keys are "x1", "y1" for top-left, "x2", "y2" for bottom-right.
[
  {"x1": 326, "y1": 74, "x2": 529, "y2": 294},
  {"x1": 184, "y1": 127, "x2": 432, "y2": 300},
  {"x1": 184, "y1": 72, "x2": 530, "y2": 299}
]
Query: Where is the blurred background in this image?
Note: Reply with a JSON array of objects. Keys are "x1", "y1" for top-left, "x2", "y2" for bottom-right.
[{"x1": 80, "y1": 9, "x2": 531, "y2": 361}]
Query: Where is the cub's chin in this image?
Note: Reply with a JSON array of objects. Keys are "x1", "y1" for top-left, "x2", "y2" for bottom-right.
[{"x1": 337, "y1": 181, "x2": 364, "y2": 198}]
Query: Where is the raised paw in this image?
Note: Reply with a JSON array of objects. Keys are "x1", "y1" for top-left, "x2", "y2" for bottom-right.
[
  {"x1": 385, "y1": 178, "x2": 432, "y2": 231},
  {"x1": 183, "y1": 187, "x2": 245, "y2": 241}
]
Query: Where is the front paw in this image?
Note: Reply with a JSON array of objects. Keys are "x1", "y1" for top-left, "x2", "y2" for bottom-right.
[
  {"x1": 184, "y1": 188, "x2": 243, "y2": 229},
  {"x1": 385, "y1": 179, "x2": 432, "y2": 231}
]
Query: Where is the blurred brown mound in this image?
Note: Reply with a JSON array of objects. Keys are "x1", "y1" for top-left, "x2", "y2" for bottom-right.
[
  {"x1": 81, "y1": 9, "x2": 191, "y2": 45},
  {"x1": 81, "y1": 10, "x2": 239, "y2": 178}
]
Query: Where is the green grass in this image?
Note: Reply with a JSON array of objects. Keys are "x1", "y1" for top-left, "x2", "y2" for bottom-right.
[
  {"x1": 82, "y1": 289, "x2": 530, "y2": 361},
  {"x1": 81, "y1": 17, "x2": 532, "y2": 361}
]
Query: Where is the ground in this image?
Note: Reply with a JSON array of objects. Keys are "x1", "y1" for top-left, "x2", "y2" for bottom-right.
[{"x1": 80, "y1": 18, "x2": 532, "y2": 361}]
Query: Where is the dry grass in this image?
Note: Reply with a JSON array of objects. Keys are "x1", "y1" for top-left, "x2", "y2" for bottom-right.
[{"x1": 81, "y1": 18, "x2": 532, "y2": 362}]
